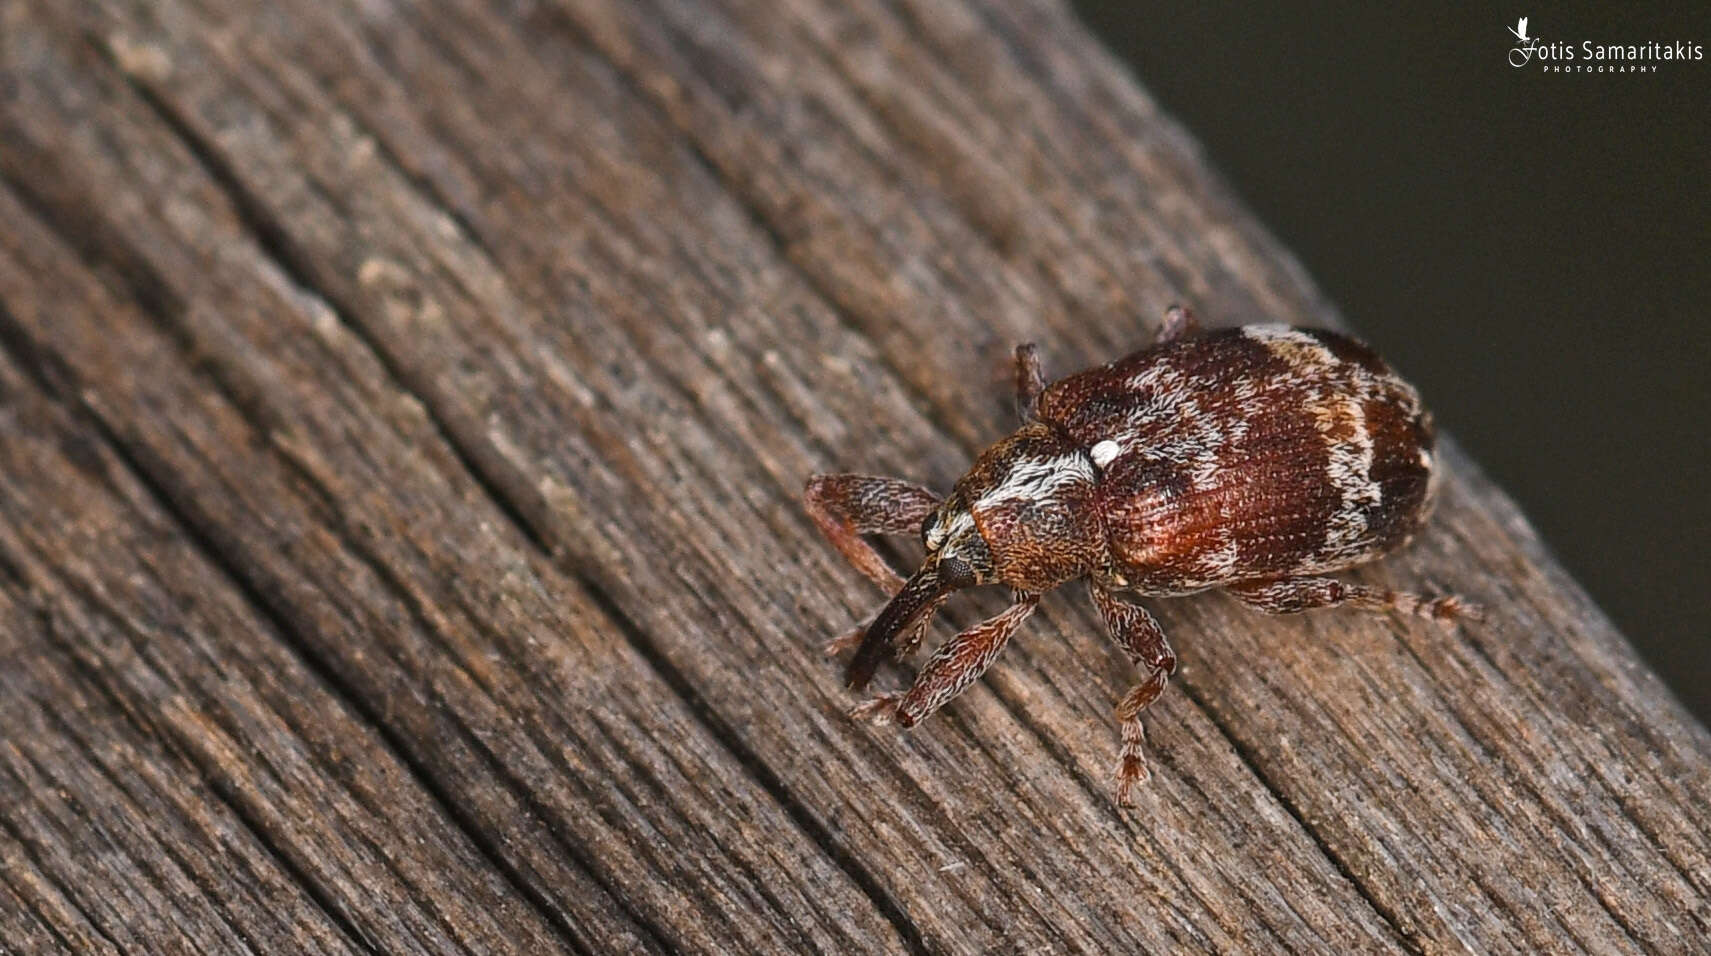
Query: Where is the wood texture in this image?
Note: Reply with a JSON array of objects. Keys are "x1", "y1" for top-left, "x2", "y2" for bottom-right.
[{"x1": 0, "y1": 0, "x2": 1706, "y2": 952}]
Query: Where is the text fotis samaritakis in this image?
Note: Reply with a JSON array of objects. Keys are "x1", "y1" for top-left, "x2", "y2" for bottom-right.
[{"x1": 1514, "y1": 39, "x2": 1705, "y2": 67}]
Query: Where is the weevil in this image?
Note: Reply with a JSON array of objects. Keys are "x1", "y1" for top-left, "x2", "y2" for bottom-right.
[{"x1": 805, "y1": 306, "x2": 1472, "y2": 805}]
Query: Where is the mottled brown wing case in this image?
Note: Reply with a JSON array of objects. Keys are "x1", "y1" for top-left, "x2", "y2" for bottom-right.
[{"x1": 1035, "y1": 326, "x2": 1436, "y2": 595}]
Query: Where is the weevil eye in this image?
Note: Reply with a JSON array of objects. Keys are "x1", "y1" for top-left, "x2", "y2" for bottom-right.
[{"x1": 938, "y1": 555, "x2": 976, "y2": 589}]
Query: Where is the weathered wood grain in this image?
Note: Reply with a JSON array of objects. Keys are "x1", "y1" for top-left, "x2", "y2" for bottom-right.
[
  {"x1": 1, "y1": 0, "x2": 1707, "y2": 952},
  {"x1": 0, "y1": 225, "x2": 587, "y2": 953},
  {"x1": 0, "y1": 18, "x2": 913, "y2": 954}
]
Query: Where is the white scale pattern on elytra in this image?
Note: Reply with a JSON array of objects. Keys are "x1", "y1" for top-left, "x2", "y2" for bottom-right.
[
  {"x1": 1195, "y1": 533, "x2": 1242, "y2": 579},
  {"x1": 1079, "y1": 326, "x2": 1426, "y2": 579},
  {"x1": 1112, "y1": 353, "x2": 1249, "y2": 577},
  {"x1": 1318, "y1": 389, "x2": 1381, "y2": 555},
  {"x1": 1245, "y1": 326, "x2": 1386, "y2": 558},
  {"x1": 1113, "y1": 360, "x2": 1204, "y2": 471},
  {"x1": 1125, "y1": 357, "x2": 1189, "y2": 395}
]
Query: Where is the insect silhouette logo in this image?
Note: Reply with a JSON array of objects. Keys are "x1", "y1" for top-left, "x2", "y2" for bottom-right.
[{"x1": 1509, "y1": 17, "x2": 1543, "y2": 67}]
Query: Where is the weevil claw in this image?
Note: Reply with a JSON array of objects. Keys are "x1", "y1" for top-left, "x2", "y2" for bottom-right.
[
  {"x1": 823, "y1": 627, "x2": 864, "y2": 657},
  {"x1": 849, "y1": 694, "x2": 901, "y2": 724}
]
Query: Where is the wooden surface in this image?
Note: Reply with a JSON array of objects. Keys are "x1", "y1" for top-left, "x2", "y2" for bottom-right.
[{"x1": 1, "y1": 0, "x2": 1708, "y2": 952}]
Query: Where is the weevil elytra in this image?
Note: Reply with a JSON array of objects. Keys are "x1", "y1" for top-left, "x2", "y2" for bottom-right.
[{"x1": 805, "y1": 306, "x2": 1472, "y2": 806}]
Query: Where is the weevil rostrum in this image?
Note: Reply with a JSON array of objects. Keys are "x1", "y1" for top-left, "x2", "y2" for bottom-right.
[{"x1": 805, "y1": 306, "x2": 1472, "y2": 806}]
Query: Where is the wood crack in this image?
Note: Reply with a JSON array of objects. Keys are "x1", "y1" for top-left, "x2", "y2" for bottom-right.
[
  {"x1": 98, "y1": 40, "x2": 915, "y2": 954},
  {"x1": 0, "y1": 719, "x2": 127, "y2": 956},
  {"x1": 1173, "y1": 675, "x2": 1424, "y2": 954},
  {"x1": 1385, "y1": 621, "x2": 1656, "y2": 953},
  {"x1": 569, "y1": 574, "x2": 935, "y2": 956},
  {"x1": 25, "y1": 670, "x2": 335, "y2": 956},
  {"x1": 0, "y1": 260, "x2": 598, "y2": 954}
]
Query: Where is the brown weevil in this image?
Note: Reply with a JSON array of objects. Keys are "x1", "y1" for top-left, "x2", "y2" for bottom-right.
[{"x1": 805, "y1": 306, "x2": 1472, "y2": 805}]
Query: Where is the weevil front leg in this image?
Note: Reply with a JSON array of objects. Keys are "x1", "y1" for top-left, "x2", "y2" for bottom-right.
[
  {"x1": 1090, "y1": 581, "x2": 1178, "y2": 806},
  {"x1": 805, "y1": 474, "x2": 940, "y2": 592},
  {"x1": 852, "y1": 595, "x2": 1039, "y2": 727},
  {"x1": 806, "y1": 474, "x2": 943, "y2": 657},
  {"x1": 1226, "y1": 576, "x2": 1477, "y2": 629}
]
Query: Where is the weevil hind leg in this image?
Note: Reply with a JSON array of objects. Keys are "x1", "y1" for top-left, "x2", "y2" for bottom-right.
[
  {"x1": 1227, "y1": 576, "x2": 1479, "y2": 629},
  {"x1": 852, "y1": 595, "x2": 1039, "y2": 726},
  {"x1": 1089, "y1": 581, "x2": 1178, "y2": 806},
  {"x1": 1013, "y1": 343, "x2": 1045, "y2": 422},
  {"x1": 1155, "y1": 304, "x2": 1200, "y2": 345},
  {"x1": 804, "y1": 474, "x2": 940, "y2": 592}
]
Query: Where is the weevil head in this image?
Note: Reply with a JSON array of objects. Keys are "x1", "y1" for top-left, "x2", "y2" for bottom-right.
[
  {"x1": 929, "y1": 422, "x2": 1107, "y2": 592},
  {"x1": 844, "y1": 423, "x2": 1107, "y2": 689}
]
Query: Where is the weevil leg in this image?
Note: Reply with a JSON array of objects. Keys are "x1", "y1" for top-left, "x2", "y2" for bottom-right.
[
  {"x1": 805, "y1": 474, "x2": 940, "y2": 593},
  {"x1": 1013, "y1": 343, "x2": 1045, "y2": 422},
  {"x1": 1090, "y1": 581, "x2": 1177, "y2": 806},
  {"x1": 852, "y1": 595, "x2": 1039, "y2": 727},
  {"x1": 1226, "y1": 576, "x2": 1478, "y2": 629},
  {"x1": 1155, "y1": 304, "x2": 1199, "y2": 344}
]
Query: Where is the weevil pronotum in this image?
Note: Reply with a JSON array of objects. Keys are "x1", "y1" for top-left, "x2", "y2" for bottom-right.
[{"x1": 805, "y1": 306, "x2": 1473, "y2": 805}]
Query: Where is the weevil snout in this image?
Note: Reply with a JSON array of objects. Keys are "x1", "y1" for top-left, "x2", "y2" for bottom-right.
[{"x1": 844, "y1": 560, "x2": 955, "y2": 689}]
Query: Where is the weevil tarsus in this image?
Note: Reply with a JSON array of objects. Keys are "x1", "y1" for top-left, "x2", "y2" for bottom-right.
[{"x1": 1157, "y1": 303, "x2": 1199, "y2": 344}]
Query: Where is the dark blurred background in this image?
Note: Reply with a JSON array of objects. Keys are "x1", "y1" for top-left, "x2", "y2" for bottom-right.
[{"x1": 1072, "y1": 1, "x2": 1710, "y2": 720}]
